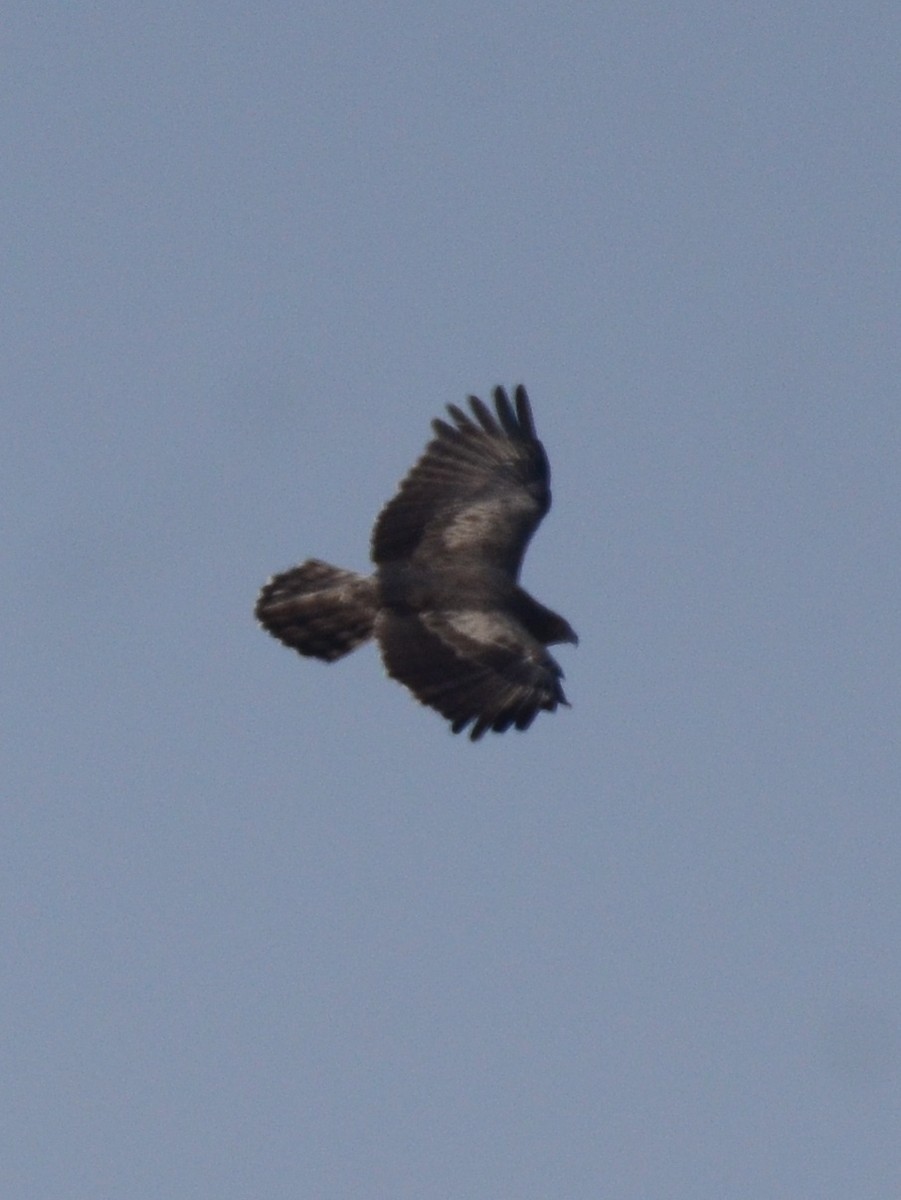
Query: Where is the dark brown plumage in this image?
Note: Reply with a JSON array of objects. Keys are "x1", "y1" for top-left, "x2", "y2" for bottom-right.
[{"x1": 255, "y1": 385, "x2": 576, "y2": 739}]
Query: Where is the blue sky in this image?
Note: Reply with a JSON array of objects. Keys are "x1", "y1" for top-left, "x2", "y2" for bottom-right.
[{"x1": 5, "y1": 4, "x2": 900, "y2": 1196}]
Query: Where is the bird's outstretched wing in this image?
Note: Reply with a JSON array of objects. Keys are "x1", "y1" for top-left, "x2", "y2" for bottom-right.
[
  {"x1": 377, "y1": 607, "x2": 569, "y2": 741},
  {"x1": 371, "y1": 385, "x2": 551, "y2": 579}
]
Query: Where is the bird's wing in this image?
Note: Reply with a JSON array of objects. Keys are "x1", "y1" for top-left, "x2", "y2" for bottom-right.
[
  {"x1": 377, "y1": 607, "x2": 568, "y2": 740},
  {"x1": 371, "y1": 385, "x2": 551, "y2": 579}
]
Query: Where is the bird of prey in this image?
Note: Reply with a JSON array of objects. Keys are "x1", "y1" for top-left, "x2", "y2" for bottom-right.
[{"x1": 255, "y1": 385, "x2": 576, "y2": 740}]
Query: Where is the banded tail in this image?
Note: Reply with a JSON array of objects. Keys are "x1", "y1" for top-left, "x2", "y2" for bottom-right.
[{"x1": 255, "y1": 559, "x2": 377, "y2": 662}]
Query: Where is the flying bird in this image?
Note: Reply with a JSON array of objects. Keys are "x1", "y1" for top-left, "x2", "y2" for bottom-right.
[{"x1": 255, "y1": 385, "x2": 577, "y2": 739}]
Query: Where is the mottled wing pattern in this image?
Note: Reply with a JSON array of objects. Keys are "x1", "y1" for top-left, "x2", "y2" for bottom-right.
[
  {"x1": 378, "y1": 608, "x2": 569, "y2": 741},
  {"x1": 255, "y1": 559, "x2": 377, "y2": 662},
  {"x1": 371, "y1": 385, "x2": 551, "y2": 576}
]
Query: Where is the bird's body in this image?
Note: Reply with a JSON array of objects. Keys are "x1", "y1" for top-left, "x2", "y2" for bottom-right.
[{"x1": 255, "y1": 386, "x2": 576, "y2": 739}]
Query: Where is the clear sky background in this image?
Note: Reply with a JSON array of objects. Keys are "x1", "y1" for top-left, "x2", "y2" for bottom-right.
[{"x1": 5, "y1": 4, "x2": 900, "y2": 1197}]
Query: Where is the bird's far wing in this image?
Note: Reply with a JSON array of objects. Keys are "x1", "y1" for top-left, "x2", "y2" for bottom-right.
[
  {"x1": 371, "y1": 386, "x2": 551, "y2": 577},
  {"x1": 377, "y1": 606, "x2": 568, "y2": 741}
]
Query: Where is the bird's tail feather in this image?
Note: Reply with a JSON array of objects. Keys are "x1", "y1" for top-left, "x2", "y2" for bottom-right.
[{"x1": 255, "y1": 559, "x2": 377, "y2": 662}]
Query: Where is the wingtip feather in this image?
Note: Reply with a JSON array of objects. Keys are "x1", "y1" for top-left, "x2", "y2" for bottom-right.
[{"x1": 513, "y1": 385, "x2": 535, "y2": 437}]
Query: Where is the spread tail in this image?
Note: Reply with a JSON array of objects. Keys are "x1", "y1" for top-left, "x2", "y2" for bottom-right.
[{"x1": 255, "y1": 559, "x2": 377, "y2": 662}]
